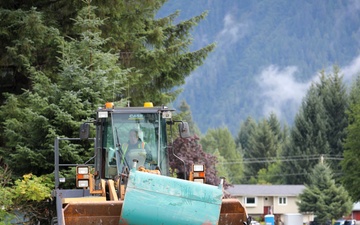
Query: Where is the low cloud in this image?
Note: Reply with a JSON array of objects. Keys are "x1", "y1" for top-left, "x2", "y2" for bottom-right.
[
  {"x1": 216, "y1": 13, "x2": 248, "y2": 47},
  {"x1": 257, "y1": 55, "x2": 360, "y2": 121},
  {"x1": 341, "y1": 55, "x2": 360, "y2": 83},
  {"x1": 257, "y1": 65, "x2": 310, "y2": 120}
]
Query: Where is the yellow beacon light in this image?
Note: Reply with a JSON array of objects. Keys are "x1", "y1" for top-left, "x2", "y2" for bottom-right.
[
  {"x1": 144, "y1": 102, "x2": 153, "y2": 107},
  {"x1": 105, "y1": 102, "x2": 114, "y2": 109}
]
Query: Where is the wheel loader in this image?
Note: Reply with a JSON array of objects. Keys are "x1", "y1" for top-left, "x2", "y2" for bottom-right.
[{"x1": 52, "y1": 102, "x2": 249, "y2": 225}]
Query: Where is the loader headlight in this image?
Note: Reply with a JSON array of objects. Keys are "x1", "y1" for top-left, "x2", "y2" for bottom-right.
[
  {"x1": 77, "y1": 166, "x2": 89, "y2": 174},
  {"x1": 193, "y1": 164, "x2": 204, "y2": 172},
  {"x1": 77, "y1": 180, "x2": 89, "y2": 188},
  {"x1": 76, "y1": 166, "x2": 90, "y2": 188},
  {"x1": 98, "y1": 111, "x2": 108, "y2": 118}
]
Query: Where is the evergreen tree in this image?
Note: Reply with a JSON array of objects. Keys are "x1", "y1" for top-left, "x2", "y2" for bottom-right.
[
  {"x1": 281, "y1": 68, "x2": 348, "y2": 184},
  {"x1": 235, "y1": 116, "x2": 257, "y2": 154},
  {"x1": 0, "y1": 6, "x2": 127, "y2": 176},
  {"x1": 267, "y1": 112, "x2": 283, "y2": 144},
  {"x1": 0, "y1": 1, "x2": 215, "y2": 177},
  {"x1": 244, "y1": 118, "x2": 279, "y2": 183},
  {"x1": 256, "y1": 113, "x2": 288, "y2": 184},
  {"x1": 281, "y1": 84, "x2": 330, "y2": 184},
  {"x1": 177, "y1": 100, "x2": 201, "y2": 136},
  {"x1": 0, "y1": 7, "x2": 60, "y2": 102},
  {"x1": 297, "y1": 162, "x2": 352, "y2": 223},
  {"x1": 348, "y1": 75, "x2": 360, "y2": 104},
  {"x1": 236, "y1": 116, "x2": 287, "y2": 184},
  {"x1": 201, "y1": 127, "x2": 243, "y2": 184},
  {"x1": 341, "y1": 75, "x2": 360, "y2": 201},
  {"x1": 212, "y1": 149, "x2": 231, "y2": 182},
  {"x1": 0, "y1": 0, "x2": 215, "y2": 106},
  {"x1": 317, "y1": 67, "x2": 348, "y2": 174},
  {"x1": 267, "y1": 112, "x2": 289, "y2": 152},
  {"x1": 92, "y1": 0, "x2": 216, "y2": 105}
]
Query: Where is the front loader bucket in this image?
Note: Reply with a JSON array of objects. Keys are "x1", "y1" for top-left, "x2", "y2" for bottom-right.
[
  {"x1": 219, "y1": 198, "x2": 248, "y2": 225},
  {"x1": 120, "y1": 169, "x2": 224, "y2": 225},
  {"x1": 63, "y1": 201, "x2": 123, "y2": 225}
]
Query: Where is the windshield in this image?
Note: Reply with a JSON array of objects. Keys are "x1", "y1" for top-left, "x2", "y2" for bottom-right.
[{"x1": 100, "y1": 112, "x2": 168, "y2": 178}]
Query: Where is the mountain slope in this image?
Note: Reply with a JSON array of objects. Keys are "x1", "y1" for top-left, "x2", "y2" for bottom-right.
[{"x1": 158, "y1": 0, "x2": 360, "y2": 134}]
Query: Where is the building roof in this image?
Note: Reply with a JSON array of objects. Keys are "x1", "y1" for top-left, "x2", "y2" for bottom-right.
[
  {"x1": 353, "y1": 202, "x2": 360, "y2": 210},
  {"x1": 227, "y1": 185, "x2": 305, "y2": 197}
]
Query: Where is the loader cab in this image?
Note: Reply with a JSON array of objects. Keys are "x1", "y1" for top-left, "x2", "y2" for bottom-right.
[{"x1": 94, "y1": 103, "x2": 174, "y2": 181}]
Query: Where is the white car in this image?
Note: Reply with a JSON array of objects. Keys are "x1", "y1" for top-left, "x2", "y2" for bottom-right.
[
  {"x1": 250, "y1": 221, "x2": 260, "y2": 225},
  {"x1": 344, "y1": 220, "x2": 356, "y2": 225}
]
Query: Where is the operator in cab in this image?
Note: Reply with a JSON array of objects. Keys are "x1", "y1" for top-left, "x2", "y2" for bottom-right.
[{"x1": 123, "y1": 129, "x2": 152, "y2": 164}]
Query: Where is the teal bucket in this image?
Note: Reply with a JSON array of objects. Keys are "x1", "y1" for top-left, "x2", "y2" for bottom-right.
[{"x1": 119, "y1": 168, "x2": 223, "y2": 225}]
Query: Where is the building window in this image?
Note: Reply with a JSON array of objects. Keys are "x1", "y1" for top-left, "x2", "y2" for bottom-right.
[
  {"x1": 278, "y1": 197, "x2": 287, "y2": 205},
  {"x1": 245, "y1": 197, "x2": 256, "y2": 206}
]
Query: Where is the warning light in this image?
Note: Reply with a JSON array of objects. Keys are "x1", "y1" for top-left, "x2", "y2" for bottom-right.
[
  {"x1": 105, "y1": 102, "x2": 114, "y2": 109},
  {"x1": 144, "y1": 102, "x2": 153, "y2": 107}
]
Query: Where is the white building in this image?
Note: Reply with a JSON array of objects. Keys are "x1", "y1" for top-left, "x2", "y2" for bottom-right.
[{"x1": 226, "y1": 184, "x2": 313, "y2": 224}]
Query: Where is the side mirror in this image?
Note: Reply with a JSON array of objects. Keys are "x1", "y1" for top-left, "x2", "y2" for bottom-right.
[
  {"x1": 79, "y1": 123, "x2": 90, "y2": 140},
  {"x1": 178, "y1": 122, "x2": 191, "y2": 138}
]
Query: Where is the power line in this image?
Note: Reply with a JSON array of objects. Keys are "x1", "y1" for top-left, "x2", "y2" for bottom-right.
[
  {"x1": 227, "y1": 171, "x2": 345, "y2": 180},
  {"x1": 219, "y1": 154, "x2": 343, "y2": 165}
]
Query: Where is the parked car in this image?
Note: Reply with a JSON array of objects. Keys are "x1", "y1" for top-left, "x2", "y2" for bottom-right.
[
  {"x1": 250, "y1": 221, "x2": 260, "y2": 225},
  {"x1": 344, "y1": 220, "x2": 356, "y2": 225},
  {"x1": 334, "y1": 220, "x2": 346, "y2": 225}
]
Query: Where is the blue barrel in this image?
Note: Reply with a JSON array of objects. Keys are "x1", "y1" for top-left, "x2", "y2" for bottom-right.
[
  {"x1": 265, "y1": 214, "x2": 275, "y2": 225},
  {"x1": 120, "y1": 168, "x2": 224, "y2": 225}
]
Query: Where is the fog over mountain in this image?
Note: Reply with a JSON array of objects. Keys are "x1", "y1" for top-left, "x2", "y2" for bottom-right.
[{"x1": 158, "y1": 0, "x2": 360, "y2": 135}]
